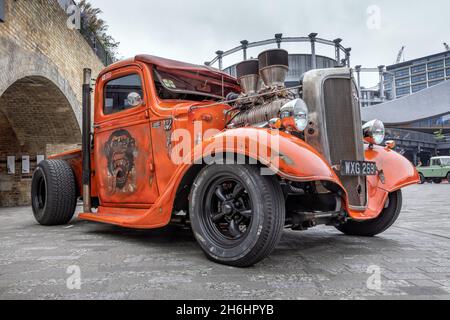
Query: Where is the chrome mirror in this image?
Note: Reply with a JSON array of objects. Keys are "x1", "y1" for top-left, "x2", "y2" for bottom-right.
[{"x1": 127, "y1": 92, "x2": 143, "y2": 107}]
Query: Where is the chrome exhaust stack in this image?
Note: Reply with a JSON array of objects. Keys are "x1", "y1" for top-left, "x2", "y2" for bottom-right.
[
  {"x1": 236, "y1": 59, "x2": 259, "y2": 95},
  {"x1": 258, "y1": 49, "x2": 289, "y2": 88}
]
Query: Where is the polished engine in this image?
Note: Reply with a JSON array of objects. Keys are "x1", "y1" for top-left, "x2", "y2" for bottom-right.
[{"x1": 227, "y1": 49, "x2": 296, "y2": 128}]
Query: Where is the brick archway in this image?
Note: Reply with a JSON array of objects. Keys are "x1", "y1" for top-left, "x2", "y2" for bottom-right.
[{"x1": 0, "y1": 75, "x2": 81, "y2": 207}]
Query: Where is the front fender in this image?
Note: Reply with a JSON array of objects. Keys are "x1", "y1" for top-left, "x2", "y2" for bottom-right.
[
  {"x1": 190, "y1": 128, "x2": 341, "y2": 183},
  {"x1": 366, "y1": 145, "x2": 420, "y2": 192}
]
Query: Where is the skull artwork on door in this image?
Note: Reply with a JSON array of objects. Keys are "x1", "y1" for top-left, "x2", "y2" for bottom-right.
[{"x1": 104, "y1": 129, "x2": 137, "y2": 192}]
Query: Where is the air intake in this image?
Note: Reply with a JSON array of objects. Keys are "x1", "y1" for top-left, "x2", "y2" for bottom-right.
[
  {"x1": 236, "y1": 59, "x2": 259, "y2": 94},
  {"x1": 258, "y1": 49, "x2": 289, "y2": 88}
]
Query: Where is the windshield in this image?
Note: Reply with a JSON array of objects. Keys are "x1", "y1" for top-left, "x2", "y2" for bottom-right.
[{"x1": 154, "y1": 68, "x2": 238, "y2": 101}]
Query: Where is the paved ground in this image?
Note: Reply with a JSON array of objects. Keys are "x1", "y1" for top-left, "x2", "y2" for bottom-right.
[{"x1": 1, "y1": 184, "x2": 450, "y2": 300}]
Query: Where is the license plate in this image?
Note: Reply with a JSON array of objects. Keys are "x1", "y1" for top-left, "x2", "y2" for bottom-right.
[{"x1": 340, "y1": 160, "x2": 377, "y2": 176}]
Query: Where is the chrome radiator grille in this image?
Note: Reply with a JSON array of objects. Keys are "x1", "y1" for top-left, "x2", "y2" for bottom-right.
[{"x1": 322, "y1": 78, "x2": 367, "y2": 209}]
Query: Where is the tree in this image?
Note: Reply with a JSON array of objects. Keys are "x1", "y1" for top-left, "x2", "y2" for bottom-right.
[{"x1": 77, "y1": 0, "x2": 119, "y2": 62}]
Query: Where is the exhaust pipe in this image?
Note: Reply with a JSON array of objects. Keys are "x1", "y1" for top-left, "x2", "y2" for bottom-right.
[
  {"x1": 82, "y1": 68, "x2": 92, "y2": 213},
  {"x1": 258, "y1": 49, "x2": 289, "y2": 88},
  {"x1": 236, "y1": 59, "x2": 259, "y2": 95}
]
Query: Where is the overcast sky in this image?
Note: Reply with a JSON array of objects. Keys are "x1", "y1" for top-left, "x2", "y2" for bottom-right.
[{"x1": 90, "y1": 0, "x2": 450, "y2": 86}]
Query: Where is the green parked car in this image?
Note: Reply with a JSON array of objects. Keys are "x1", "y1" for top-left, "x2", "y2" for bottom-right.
[{"x1": 417, "y1": 156, "x2": 450, "y2": 184}]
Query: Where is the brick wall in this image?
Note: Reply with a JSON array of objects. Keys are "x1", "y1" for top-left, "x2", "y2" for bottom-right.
[{"x1": 0, "y1": 0, "x2": 106, "y2": 207}]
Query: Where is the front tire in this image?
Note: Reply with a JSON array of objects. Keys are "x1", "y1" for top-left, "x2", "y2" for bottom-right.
[
  {"x1": 433, "y1": 178, "x2": 442, "y2": 184},
  {"x1": 336, "y1": 190, "x2": 402, "y2": 237},
  {"x1": 31, "y1": 160, "x2": 77, "y2": 226},
  {"x1": 189, "y1": 164, "x2": 285, "y2": 267},
  {"x1": 447, "y1": 173, "x2": 450, "y2": 183}
]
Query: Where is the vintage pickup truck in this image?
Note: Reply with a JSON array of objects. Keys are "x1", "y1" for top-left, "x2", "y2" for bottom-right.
[
  {"x1": 417, "y1": 156, "x2": 450, "y2": 184},
  {"x1": 31, "y1": 49, "x2": 419, "y2": 267}
]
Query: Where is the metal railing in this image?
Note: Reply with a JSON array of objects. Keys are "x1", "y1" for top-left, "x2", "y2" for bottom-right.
[
  {"x1": 57, "y1": 0, "x2": 114, "y2": 66},
  {"x1": 206, "y1": 33, "x2": 351, "y2": 70},
  {"x1": 385, "y1": 128, "x2": 438, "y2": 145}
]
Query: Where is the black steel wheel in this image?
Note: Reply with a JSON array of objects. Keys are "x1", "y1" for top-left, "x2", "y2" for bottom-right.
[
  {"x1": 31, "y1": 160, "x2": 77, "y2": 226},
  {"x1": 202, "y1": 176, "x2": 253, "y2": 244},
  {"x1": 189, "y1": 164, "x2": 285, "y2": 267}
]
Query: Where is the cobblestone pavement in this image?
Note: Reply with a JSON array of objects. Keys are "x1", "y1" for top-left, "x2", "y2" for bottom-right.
[{"x1": 0, "y1": 184, "x2": 449, "y2": 300}]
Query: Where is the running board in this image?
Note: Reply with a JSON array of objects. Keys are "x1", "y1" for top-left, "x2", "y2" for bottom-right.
[{"x1": 78, "y1": 206, "x2": 155, "y2": 229}]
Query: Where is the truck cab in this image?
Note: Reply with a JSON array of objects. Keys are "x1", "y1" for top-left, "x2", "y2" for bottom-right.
[
  {"x1": 30, "y1": 50, "x2": 419, "y2": 267},
  {"x1": 417, "y1": 156, "x2": 450, "y2": 184}
]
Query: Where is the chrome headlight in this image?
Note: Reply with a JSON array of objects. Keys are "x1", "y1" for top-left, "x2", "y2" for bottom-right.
[
  {"x1": 362, "y1": 119, "x2": 385, "y2": 145},
  {"x1": 279, "y1": 99, "x2": 309, "y2": 132}
]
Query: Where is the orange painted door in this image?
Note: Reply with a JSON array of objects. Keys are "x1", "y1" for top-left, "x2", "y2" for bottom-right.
[{"x1": 94, "y1": 68, "x2": 159, "y2": 207}]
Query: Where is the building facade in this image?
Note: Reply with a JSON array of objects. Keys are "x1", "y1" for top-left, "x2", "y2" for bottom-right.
[{"x1": 384, "y1": 51, "x2": 450, "y2": 100}]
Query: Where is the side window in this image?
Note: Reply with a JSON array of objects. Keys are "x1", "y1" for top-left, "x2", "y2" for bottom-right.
[{"x1": 104, "y1": 74, "x2": 143, "y2": 115}]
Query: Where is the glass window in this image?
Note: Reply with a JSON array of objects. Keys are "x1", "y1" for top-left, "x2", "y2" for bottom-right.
[
  {"x1": 385, "y1": 90, "x2": 392, "y2": 99},
  {"x1": 104, "y1": 74, "x2": 143, "y2": 115},
  {"x1": 411, "y1": 74, "x2": 426, "y2": 83},
  {"x1": 430, "y1": 55, "x2": 445, "y2": 61},
  {"x1": 395, "y1": 78, "x2": 410, "y2": 87},
  {"x1": 411, "y1": 64, "x2": 426, "y2": 74},
  {"x1": 154, "y1": 68, "x2": 237, "y2": 101},
  {"x1": 447, "y1": 68, "x2": 450, "y2": 76},
  {"x1": 428, "y1": 70, "x2": 444, "y2": 80},
  {"x1": 412, "y1": 83, "x2": 427, "y2": 93},
  {"x1": 429, "y1": 79, "x2": 444, "y2": 87},
  {"x1": 427, "y1": 60, "x2": 444, "y2": 70},
  {"x1": 394, "y1": 68, "x2": 410, "y2": 78},
  {"x1": 396, "y1": 87, "x2": 410, "y2": 96},
  {"x1": 415, "y1": 59, "x2": 427, "y2": 65},
  {"x1": 432, "y1": 159, "x2": 441, "y2": 166}
]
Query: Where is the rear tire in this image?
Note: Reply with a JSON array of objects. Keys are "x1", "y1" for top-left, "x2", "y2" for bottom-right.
[
  {"x1": 336, "y1": 190, "x2": 402, "y2": 237},
  {"x1": 447, "y1": 173, "x2": 450, "y2": 183},
  {"x1": 31, "y1": 160, "x2": 77, "y2": 226},
  {"x1": 433, "y1": 178, "x2": 442, "y2": 184},
  {"x1": 189, "y1": 164, "x2": 285, "y2": 267}
]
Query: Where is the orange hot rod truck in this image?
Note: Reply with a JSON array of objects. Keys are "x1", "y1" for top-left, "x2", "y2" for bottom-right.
[{"x1": 31, "y1": 49, "x2": 419, "y2": 267}]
